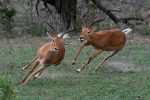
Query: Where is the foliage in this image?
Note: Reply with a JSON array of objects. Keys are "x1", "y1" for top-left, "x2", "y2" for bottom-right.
[
  {"x1": 0, "y1": 8, "x2": 16, "y2": 20},
  {"x1": 138, "y1": 27, "x2": 150, "y2": 36},
  {"x1": 0, "y1": 74, "x2": 18, "y2": 100},
  {"x1": 0, "y1": 7, "x2": 16, "y2": 32},
  {"x1": 74, "y1": 23, "x2": 82, "y2": 33},
  {"x1": 22, "y1": 26, "x2": 46, "y2": 36}
]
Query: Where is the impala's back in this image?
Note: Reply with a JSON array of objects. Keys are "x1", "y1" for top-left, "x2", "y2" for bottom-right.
[{"x1": 90, "y1": 29, "x2": 126, "y2": 51}]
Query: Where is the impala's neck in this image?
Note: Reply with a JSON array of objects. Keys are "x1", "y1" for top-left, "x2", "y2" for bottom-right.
[
  {"x1": 53, "y1": 40, "x2": 64, "y2": 48},
  {"x1": 87, "y1": 32, "x2": 100, "y2": 46},
  {"x1": 58, "y1": 40, "x2": 64, "y2": 48},
  {"x1": 83, "y1": 33, "x2": 93, "y2": 45}
]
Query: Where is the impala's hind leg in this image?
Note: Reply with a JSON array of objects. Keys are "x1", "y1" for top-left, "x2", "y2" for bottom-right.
[
  {"x1": 23, "y1": 56, "x2": 38, "y2": 70},
  {"x1": 76, "y1": 50, "x2": 103, "y2": 73},
  {"x1": 21, "y1": 60, "x2": 39, "y2": 84},
  {"x1": 21, "y1": 66, "x2": 47, "y2": 86},
  {"x1": 34, "y1": 66, "x2": 45, "y2": 79},
  {"x1": 92, "y1": 50, "x2": 120, "y2": 74}
]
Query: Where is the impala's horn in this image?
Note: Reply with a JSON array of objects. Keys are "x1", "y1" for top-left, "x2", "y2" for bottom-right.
[{"x1": 89, "y1": 15, "x2": 106, "y2": 28}]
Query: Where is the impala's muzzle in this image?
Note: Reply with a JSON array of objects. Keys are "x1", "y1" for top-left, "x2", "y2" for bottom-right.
[
  {"x1": 54, "y1": 48, "x2": 59, "y2": 51},
  {"x1": 49, "y1": 48, "x2": 59, "y2": 52},
  {"x1": 79, "y1": 37, "x2": 84, "y2": 42}
]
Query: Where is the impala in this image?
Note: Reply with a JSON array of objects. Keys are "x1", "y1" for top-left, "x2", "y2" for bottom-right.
[
  {"x1": 72, "y1": 17, "x2": 132, "y2": 74},
  {"x1": 21, "y1": 27, "x2": 73, "y2": 86}
]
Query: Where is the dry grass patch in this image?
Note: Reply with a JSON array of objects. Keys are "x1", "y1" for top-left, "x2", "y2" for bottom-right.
[{"x1": 106, "y1": 62, "x2": 136, "y2": 72}]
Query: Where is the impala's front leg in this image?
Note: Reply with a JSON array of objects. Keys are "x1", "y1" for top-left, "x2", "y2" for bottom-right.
[
  {"x1": 34, "y1": 62, "x2": 54, "y2": 80},
  {"x1": 76, "y1": 50, "x2": 103, "y2": 73},
  {"x1": 72, "y1": 42, "x2": 87, "y2": 65},
  {"x1": 91, "y1": 50, "x2": 120, "y2": 74},
  {"x1": 21, "y1": 60, "x2": 39, "y2": 84},
  {"x1": 23, "y1": 56, "x2": 38, "y2": 70},
  {"x1": 34, "y1": 66, "x2": 45, "y2": 79},
  {"x1": 21, "y1": 66, "x2": 47, "y2": 86}
]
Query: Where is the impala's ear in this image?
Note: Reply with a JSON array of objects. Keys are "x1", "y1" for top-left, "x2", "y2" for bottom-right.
[
  {"x1": 57, "y1": 33, "x2": 70, "y2": 39},
  {"x1": 63, "y1": 34, "x2": 70, "y2": 39},
  {"x1": 47, "y1": 32, "x2": 53, "y2": 40},
  {"x1": 57, "y1": 33, "x2": 63, "y2": 38},
  {"x1": 82, "y1": 25, "x2": 84, "y2": 28}
]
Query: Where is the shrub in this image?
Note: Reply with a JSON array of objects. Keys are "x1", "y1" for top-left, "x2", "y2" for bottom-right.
[
  {"x1": 74, "y1": 23, "x2": 82, "y2": 33},
  {"x1": 0, "y1": 74, "x2": 18, "y2": 100},
  {"x1": 22, "y1": 26, "x2": 46, "y2": 36},
  {"x1": 0, "y1": 7, "x2": 16, "y2": 32},
  {"x1": 138, "y1": 27, "x2": 150, "y2": 36}
]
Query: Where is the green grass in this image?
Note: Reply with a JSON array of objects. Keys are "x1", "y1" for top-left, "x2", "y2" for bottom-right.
[{"x1": 0, "y1": 36, "x2": 150, "y2": 100}]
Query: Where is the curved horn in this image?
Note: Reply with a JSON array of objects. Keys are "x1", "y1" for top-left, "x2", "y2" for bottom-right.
[
  {"x1": 44, "y1": 21, "x2": 57, "y2": 34},
  {"x1": 64, "y1": 28, "x2": 75, "y2": 34},
  {"x1": 89, "y1": 15, "x2": 106, "y2": 28},
  {"x1": 79, "y1": 1, "x2": 90, "y2": 26},
  {"x1": 79, "y1": 7, "x2": 89, "y2": 26},
  {"x1": 80, "y1": 16, "x2": 86, "y2": 26}
]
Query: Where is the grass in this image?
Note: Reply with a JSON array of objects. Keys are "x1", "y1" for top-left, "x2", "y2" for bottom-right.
[{"x1": 0, "y1": 35, "x2": 150, "y2": 100}]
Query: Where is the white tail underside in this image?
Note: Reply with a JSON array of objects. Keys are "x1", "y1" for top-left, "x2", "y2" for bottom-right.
[
  {"x1": 122, "y1": 28, "x2": 132, "y2": 35},
  {"x1": 57, "y1": 33, "x2": 70, "y2": 39}
]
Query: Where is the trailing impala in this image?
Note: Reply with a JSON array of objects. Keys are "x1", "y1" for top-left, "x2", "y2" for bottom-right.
[
  {"x1": 72, "y1": 17, "x2": 132, "y2": 74},
  {"x1": 21, "y1": 26, "x2": 73, "y2": 86}
]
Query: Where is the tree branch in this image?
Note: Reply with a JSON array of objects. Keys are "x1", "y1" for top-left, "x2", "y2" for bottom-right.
[
  {"x1": 91, "y1": 0, "x2": 145, "y2": 25},
  {"x1": 36, "y1": 0, "x2": 77, "y2": 29},
  {"x1": 91, "y1": 0, "x2": 119, "y2": 23}
]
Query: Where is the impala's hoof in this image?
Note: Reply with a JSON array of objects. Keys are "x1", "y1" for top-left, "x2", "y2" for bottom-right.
[
  {"x1": 72, "y1": 60, "x2": 76, "y2": 65},
  {"x1": 33, "y1": 76, "x2": 37, "y2": 79},
  {"x1": 34, "y1": 74, "x2": 40, "y2": 79},
  {"x1": 22, "y1": 67, "x2": 26, "y2": 70},
  {"x1": 89, "y1": 71, "x2": 95, "y2": 75},
  {"x1": 20, "y1": 81, "x2": 23, "y2": 85},
  {"x1": 76, "y1": 68, "x2": 81, "y2": 73}
]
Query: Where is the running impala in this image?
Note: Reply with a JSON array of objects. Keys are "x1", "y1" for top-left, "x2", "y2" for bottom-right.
[
  {"x1": 72, "y1": 17, "x2": 132, "y2": 74},
  {"x1": 21, "y1": 26, "x2": 73, "y2": 86}
]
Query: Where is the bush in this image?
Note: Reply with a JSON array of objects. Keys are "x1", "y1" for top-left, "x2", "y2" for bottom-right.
[
  {"x1": 22, "y1": 26, "x2": 46, "y2": 36},
  {"x1": 0, "y1": 74, "x2": 19, "y2": 100},
  {"x1": 0, "y1": 7, "x2": 16, "y2": 32},
  {"x1": 138, "y1": 27, "x2": 150, "y2": 36}
]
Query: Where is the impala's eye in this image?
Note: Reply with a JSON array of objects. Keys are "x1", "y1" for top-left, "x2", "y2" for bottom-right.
[
  {"x1": 88, "y1": 31, "x2": 90, "y2": 33},
  {"x1": 79, "y1": 37, "x2": 84, "y2": 42},
  {"x1": 52, "y1": 40, "x2": 54, "y2": 42}
]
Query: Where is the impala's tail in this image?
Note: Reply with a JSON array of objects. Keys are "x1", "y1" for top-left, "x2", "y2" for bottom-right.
[{"x1": 122, "y1": 28, "x2": 132, "y2": 35}]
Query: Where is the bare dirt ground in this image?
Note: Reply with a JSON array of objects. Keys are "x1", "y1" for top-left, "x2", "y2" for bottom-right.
[
  {"x1": 105, "y1": 62, "x2": 135, "y2": 72},
  {"x1": 127, "y1": 34, "x2": 150, "y2": 44}
]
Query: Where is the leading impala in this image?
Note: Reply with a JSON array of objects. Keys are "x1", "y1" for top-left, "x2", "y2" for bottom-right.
[
  {"x1": 20, "y1": 26, "x2": 73, "y2": 86},
  {"x1": 72, "y1": 17, "x2": 132, "y2": 74}
]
